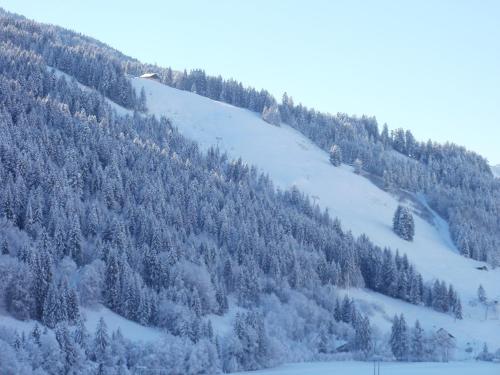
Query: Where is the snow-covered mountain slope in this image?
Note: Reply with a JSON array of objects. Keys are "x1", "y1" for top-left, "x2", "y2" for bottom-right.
[{"x1": 132, "y1": 77, "x2": 500, "y2": 350}]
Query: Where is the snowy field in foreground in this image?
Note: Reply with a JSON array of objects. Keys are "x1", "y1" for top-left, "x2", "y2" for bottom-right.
[
  {"x1": 233, "y1": 361, "x2": 500, "y2": 375},
  {"x1": 131, "y1": 77, "x2": 500, "y2": 351}
]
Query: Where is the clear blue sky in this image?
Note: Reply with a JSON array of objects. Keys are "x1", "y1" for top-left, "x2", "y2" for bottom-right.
[{"x1": 2, "y1": 0, "x2": 500, "y2": 163}]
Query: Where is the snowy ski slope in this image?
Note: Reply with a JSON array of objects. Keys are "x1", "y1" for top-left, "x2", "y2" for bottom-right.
[{"x1": 131, "y1": 77, "x2": 500, "y2": 351}]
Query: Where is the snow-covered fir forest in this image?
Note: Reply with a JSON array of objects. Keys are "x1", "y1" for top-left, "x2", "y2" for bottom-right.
[
  {"x1": 0, "y1": 7, "x2": 499, "y2": 375},
  {"x1": 127, "y1": 63, "x2": 500, "y2": 267}
]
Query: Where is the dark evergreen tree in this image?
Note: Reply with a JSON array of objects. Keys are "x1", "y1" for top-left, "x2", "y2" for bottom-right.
[
  {"x1": 5, "y1": 265, "x2": 33, "y2": 320},
  {"x1": 42, "y1": 279, "x2": 68, "y2": 328},
  {"x1": 104, "y1": 249, "x2": 121, "y2": 311},
  {"x1": 1, "y1": 238, "x2": 9, "y2": 255},
  {"x1": 393, "y1": 206, "x2": 415, "y2": 241},
  {"x1": 318, "y1": 328, "x2": 329, "y2": 354},
  {"x1": 67, "y1": 215, "x2": 83, "y2": 265},
  {"x1": 55, "y1": 323, "x2": 82, "y2": 374},
  {"x1": 333, "y1": 299, "x2": 342, "y2": 322},
  {"x1": 67, "y1": 287, "x2": 80, "y2": 323},
  {"x1": 353, "y1": 315, "x2": 372, "y2": 356},
  {"x1": 143, "y1": 245, "x2": 161, "y2": 291},
  {"x1": 410, "y1": 320, "x2": 425, "y2": 361},
  {"x1": 31, "y1": 246, "x2": 53, "y2": 320},
  {"x1": 390, "y1": 314, "x2": 409, "y2": 361},
  {"x1": 453, "y1": 297, "x2": 463, "y2": 320},
  {"x1": 341, "y1": 295, "x2": 353, "y2": 323},
  {"x1": 31, "y1": 323, "x2": 41, "y2": 346},
  {"x1": 478, "y1": 284, "x2": 487, "y2": 303},
  {"x1": 93, "y1": 317, "x2": 110, "y2": 364},
  {"x1": 73, "y1": 318, "x2": 91, "y2": 357}
]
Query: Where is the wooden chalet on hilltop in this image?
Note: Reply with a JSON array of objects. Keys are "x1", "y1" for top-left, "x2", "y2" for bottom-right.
[{"x1": 139, "y1": 72, "x2": 160, "y2": 80}]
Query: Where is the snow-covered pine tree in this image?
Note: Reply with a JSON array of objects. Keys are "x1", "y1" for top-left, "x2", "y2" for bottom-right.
[
  {"x1": 5, "y1": 264, "x2": 33, "y2": 320},
  {"x1": 42, "y1": 279, "x2": 69, "y2": 328},
  {"x1": 383, "y1": 169, "x2": 392, "y2": 190},
  {"x1": 67, "y1": 215, "x2": 83, "y2": 265},
  {"x1": 261, "y1": 103, "x2": 281, "y2": 126},
  {"x1": 333, "y1": 299, "x2": 342, "y2": 322},
  {"x1": 393, "y1": 205, "x2": 415, "y2": 241},
  {"x1": 381, "y1": 123, "x2": 390, "y2": 146},
  {"x1": 382, "y1": 249, "x2": 396, "y2": 296},
  {"x1": 353, "y1": 158, "x2": 363, "y2": 174},
  {"x1": 410, "y1": 320, "x2": 425, "y2": 361},
  {"x1": 191, "y1": 82, "x2": 198, "y2": 94},
  {"x1": 318, "y1": 328, "x2": 329, "y2": 354},
  {"x1": 392, "y1": 128, "x2": 407, "y2": 154},
  {"x1": 390, "y1": 314, "x2": 409, "y2": 361},
  {"x1": 341, "y1": 295, "x2": 353, "y2": 323},
  {"x1": 453, "y1": 297, "x2": 463, "y2": 320},
  {"x1": 393, "y1": 206, "x2": 403, "y2": 235},
  {"x1": 1, "y1": 238, "x2": 9, "y2": 255},
  {"x1": 477, "y1": 343, "x2": 494, "y2": 361},
  {"x1": 138, "y1": 87, "x2": 147, "y2": 112},
  {"x1": 66, "y1": 287, "x2": 80, "y2": 323},
  {"x1": 353, "y1": 314, "x2": 372, "y2": 356},
  {"x1": 143, "y1": 244, "x2": 161, "y2": 291},
  {"x1": 31, "y1": 323, "x2": 41, "y2": 346},
  {"x1": 431, "y1": 280, "x2": 448, "y2": 312},
  {"x1": 329, "y1": 144, "x2": 342, "y2": 167},
  {"x1": 478, "y1": 284, "x2": 487, "y2": 304},
  {"x1": 31, "y1": 245, "x2": 53, "y2": 320},
  {"x1": 73, "y1": 318, "x2": 91, "y2": 357},
  {"x1": 93, "y1": 317, "x2": 110, "y2": 364},
  {"x1": 104, "y1": 249, "x2": 121, "y2": 311},
  {"x1": 55, "y1": 322, "x2": 84, "y2": 374}
]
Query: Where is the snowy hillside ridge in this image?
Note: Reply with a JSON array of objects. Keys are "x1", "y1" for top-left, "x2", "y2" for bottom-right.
[{"x1": 133, "y1": 76, "x2": 500, "y2": 350}]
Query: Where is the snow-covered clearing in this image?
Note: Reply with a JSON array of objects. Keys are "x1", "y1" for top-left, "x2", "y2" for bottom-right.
[
  {"x1": 0, "y1": 305, "x2": 162, "y2": 343},
  {"x1": 132, "y1": 77, "x2": 500, "y2": 350},
  {"x1": 233, "y1": 360, "x2": 500, "y2": 375},
  {"x1": 206, "y1": 297, "x2": 247, "y2": 336},
  {"x1": 82, "y1": 305, "x2": 163, "y2": 342}
]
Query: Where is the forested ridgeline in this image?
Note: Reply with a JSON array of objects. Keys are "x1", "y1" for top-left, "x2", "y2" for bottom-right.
[
  {"x1": 2, "y1": 7, "x2": 498, "y2": 265},
  {"x1": 125, "y1": 53, "x2": 500, "y2": 267}
]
